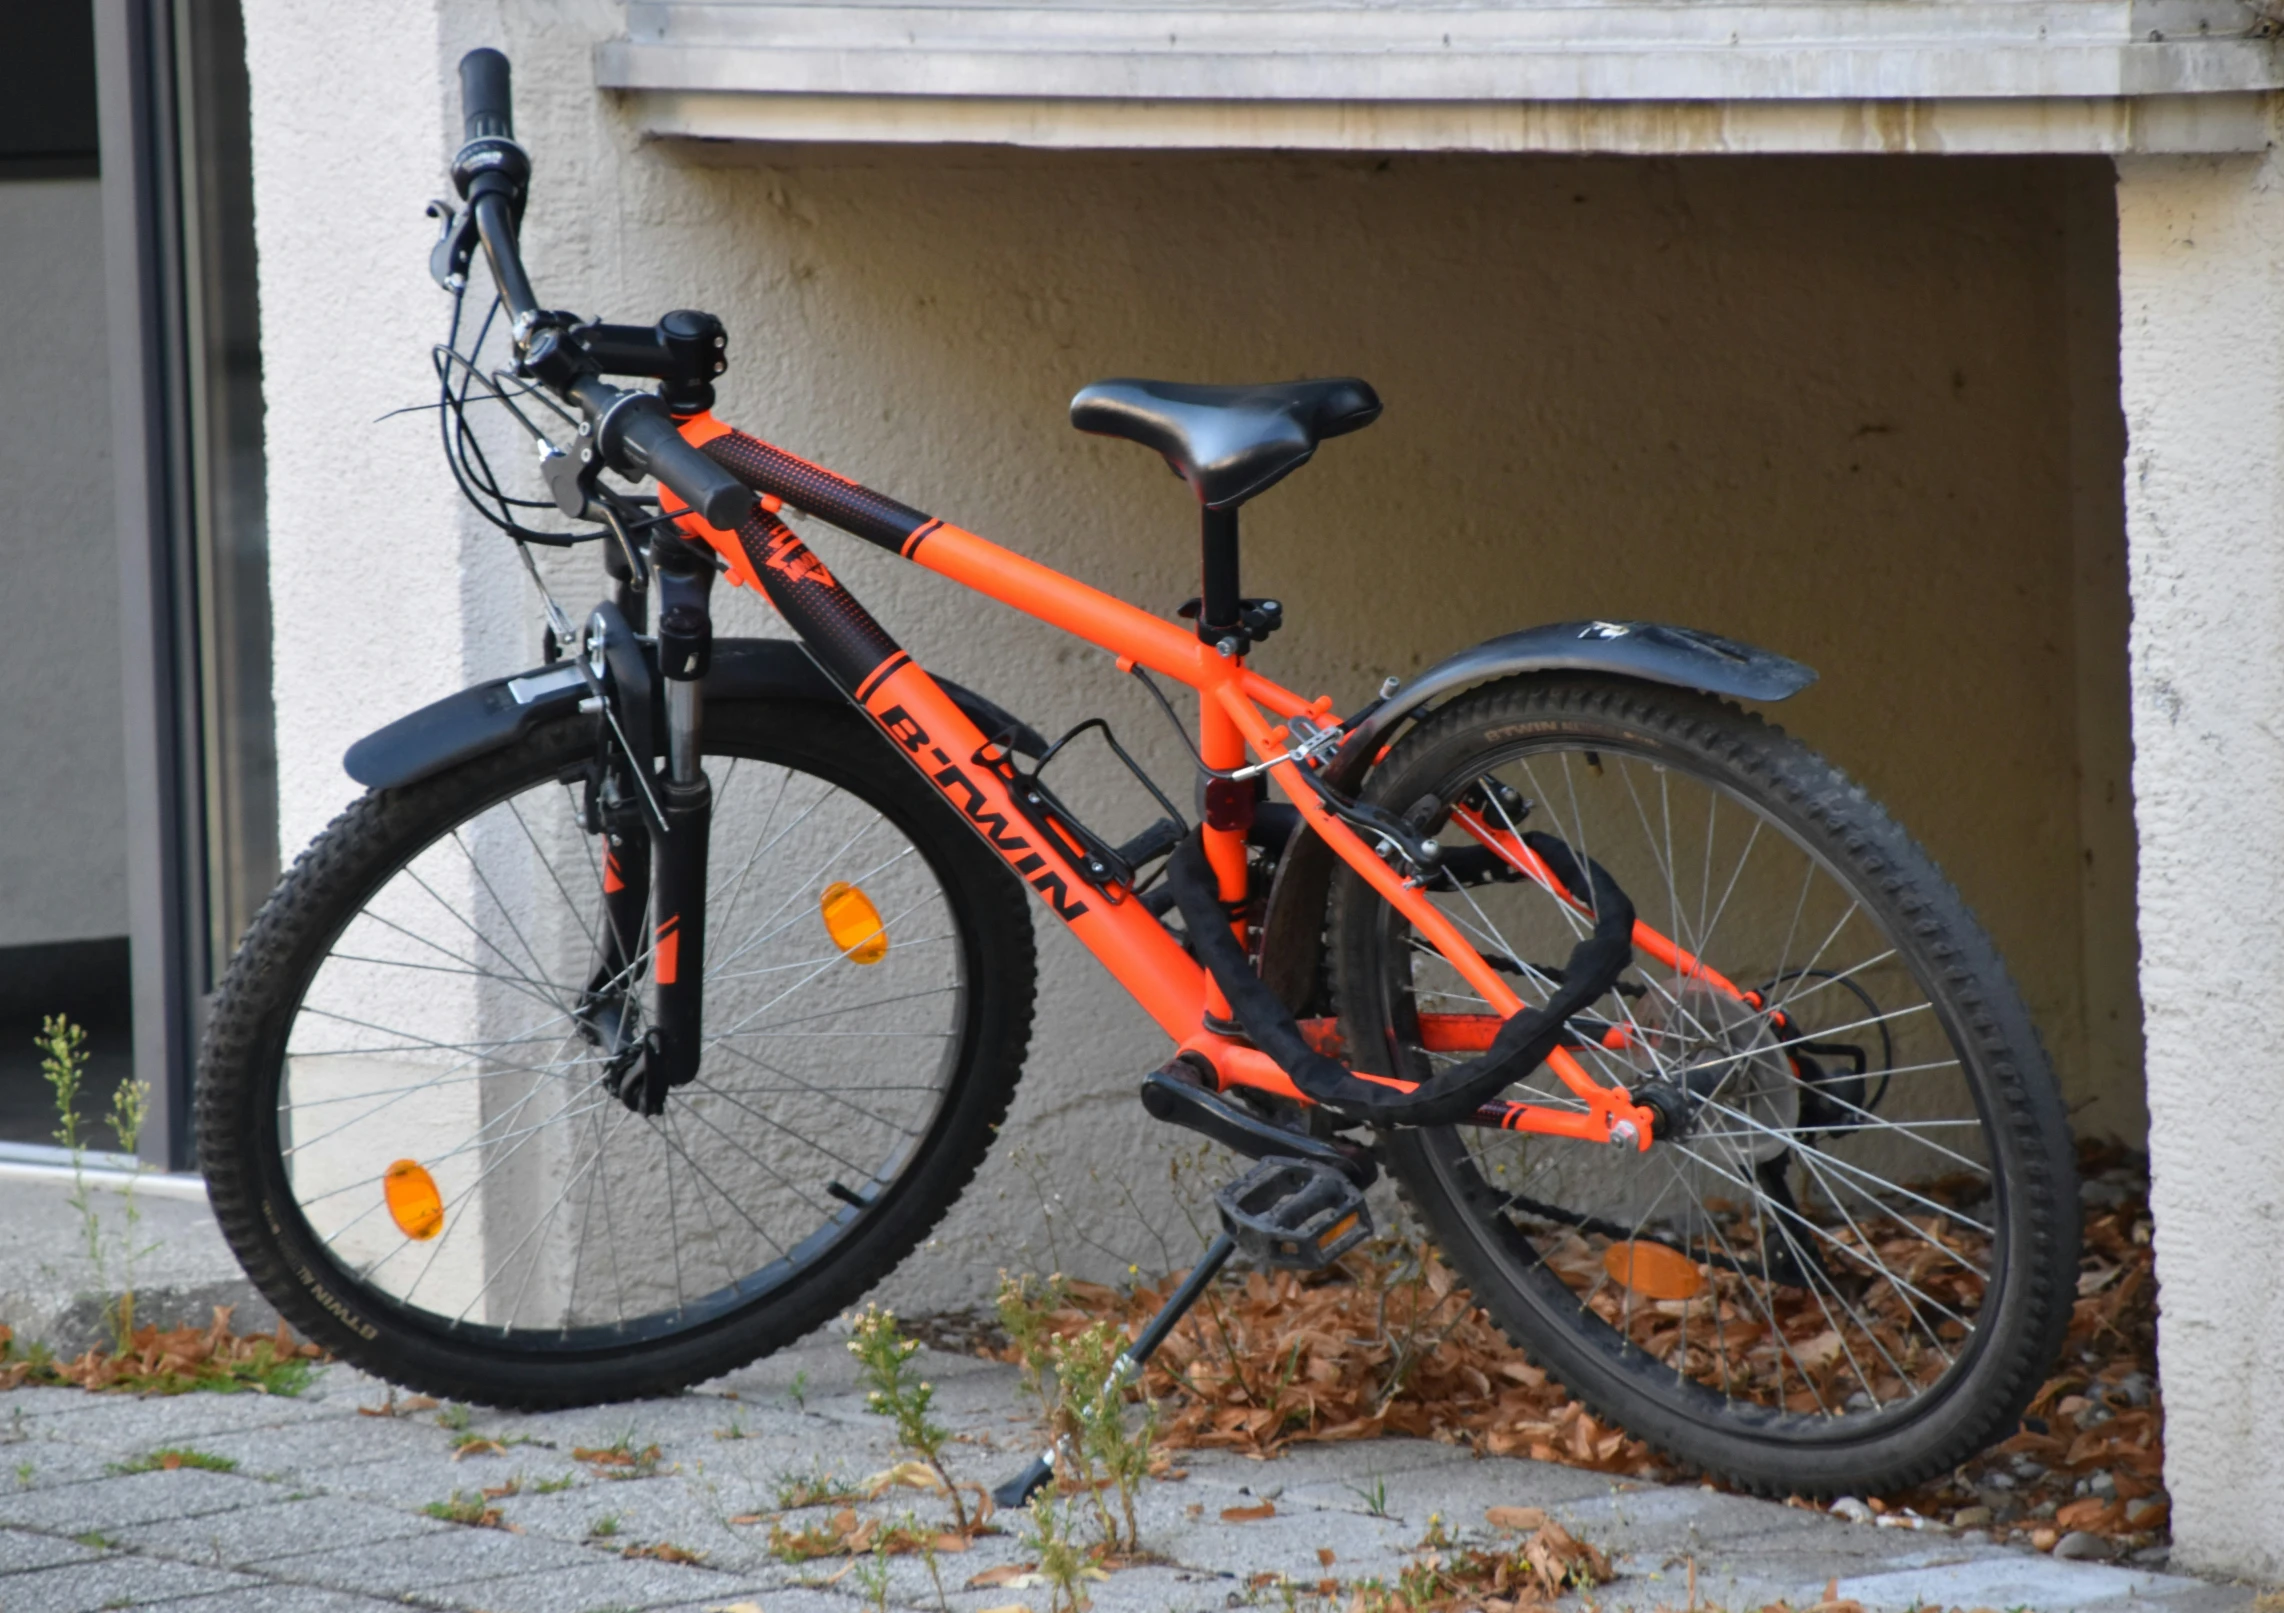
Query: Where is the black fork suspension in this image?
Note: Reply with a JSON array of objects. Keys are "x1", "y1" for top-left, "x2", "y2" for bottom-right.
[{"x1": 632, "y1": 541, "x2": 716, "y2": 1113}]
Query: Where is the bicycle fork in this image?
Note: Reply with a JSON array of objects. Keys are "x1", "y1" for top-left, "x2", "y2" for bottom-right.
[{"x1": 587, "y1": 540, "x2": 715, "y2": 1115}]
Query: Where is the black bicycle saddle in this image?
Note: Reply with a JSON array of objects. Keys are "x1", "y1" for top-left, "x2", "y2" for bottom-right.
[{"x1": 1069, "y1": 377, "x2": 1382, "y2": 509}]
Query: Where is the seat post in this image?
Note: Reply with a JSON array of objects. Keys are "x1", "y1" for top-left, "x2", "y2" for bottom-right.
[{"x1": 1199, "y1": 505, "x2": 1241, "y2": 648}]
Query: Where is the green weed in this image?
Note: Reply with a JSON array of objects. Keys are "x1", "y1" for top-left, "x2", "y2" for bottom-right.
[
  {"x1": 112, "y1": 1448, "x2": 237, "y2": 1474},
  {"x1": 847, "y1": 1306, "x2": 969, "y2": 1532}
]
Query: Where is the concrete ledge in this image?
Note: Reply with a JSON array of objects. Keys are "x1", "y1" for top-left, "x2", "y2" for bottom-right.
[
  {"x1": 622, "y1": 86, "x2": 2277, "y2": 154},
  {"x1": 599, "y1": 0, "x2": 2284, "y2": 153},
  {"x1": 0, "y1": 1175, "x2": 274, "y2": 1357}
]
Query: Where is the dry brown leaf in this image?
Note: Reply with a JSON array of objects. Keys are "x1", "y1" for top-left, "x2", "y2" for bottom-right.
[
  {"x1": 623, "y1": 1541, "x2": 705, "y2": 1565},
  {"x1": 1220, "y1": 1501, "x2": 1277, "y2": 1523},
  {"x1": 1317, "y1": 1546, "x2": 1336, "y2": 1567},
  {"x1": 1486, "y1": 1506, "x2": 1548, "y2": 1532},
  {"x1": 966, "y1": 1561, "x2": 1038, "y2": 1588}
]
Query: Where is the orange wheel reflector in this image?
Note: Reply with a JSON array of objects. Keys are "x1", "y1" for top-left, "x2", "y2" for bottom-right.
[
  {"x1": 383, "y1": 1160, "x2": 445, "y2": 1242},
  {"x1": 1604, "y1": 1240, "x2": 1704, "y2": 1301},
  {"x1": 820, "y1": 881, "x2": 889, "y2": 965}
]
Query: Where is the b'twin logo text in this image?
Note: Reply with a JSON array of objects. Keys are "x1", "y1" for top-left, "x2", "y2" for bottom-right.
[{"x1": 878, "y1": 705, "x2": 1090, "y2": 921}]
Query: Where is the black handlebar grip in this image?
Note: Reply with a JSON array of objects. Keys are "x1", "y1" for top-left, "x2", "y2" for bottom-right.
[
  {"x1": 460, "y1": 49, "x2": 514, "y2": 144},
  {"x1": 613, "y1": 405, "x2": 755, "y2": 531}
]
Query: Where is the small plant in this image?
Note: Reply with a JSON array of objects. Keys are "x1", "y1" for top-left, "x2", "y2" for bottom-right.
[
  {"x1": 1347, "y1": 1473, "x2": 1393, "y2": 1519},
  {"x1": 847, "y1": 1306, "x2": 969, "y2": 1532},
  {"x1": 530, "y1": 1472, "x2": 576, "y2": 1494},
  {"x1": 993, "y1": 1286, "x2": 1160, "y2": 1558},
  {"x1": 1019, "y1": 1489, "x2": 1095, "y2": 1613},
  {"x1": 767, "y1": 1513, "x2": 849, "y2": 1562},
  {"x1": 14, "y1": 1460, "x2": 32, "y2": 1489},
  {"x1": 918, "y1": 1528, "x2": 951, "y2": 1613},
  {"x1": 587, "y1": 1513, "x2": 621, "y2": 1539},
  {"x1": 773, "y1": 1461, "x2": 857, "y2": 1510},
  {"x1": 40, "y1": 1018, "x2": 156, "y2": 1354},
  {"x1": 112, "y1": 1448, "x2": 237, "y2": 1474},
  {"x1": 716, "y1": 1414, "x2": 746, "y2": 1440},
  {"x1": 73, "y1": 1530, "x2": 117, "y2": 1550},
  {"x1": 996, "y1": 1269, "x2": 1070, "y2": 1408},
  {"x1": 1048, "y1": 1319, "x2": 1155, "y2": 1554},
  {"x1": 850, "y1": 1552, "x2": 892, "y2": 1612},
  {"x1": 435, "y1": 1402, "x2": 472, "y2": 1432},
  {"x1": 423, "y1": 1490, "x2": 506, "y2": 1529},
  {"x1": 573, "y1": 1433, "x2": 663, "y2": 1478},
  {"x1": 785, "y1": 1367, "x2": 809, "y2": 1409}
]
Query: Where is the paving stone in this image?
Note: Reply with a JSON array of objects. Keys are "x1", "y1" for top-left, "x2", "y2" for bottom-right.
[
  {"x1": 645, "y1": 1586, "x2": 865, "y2": 1613},
  {"x1": 289, "y1": 1364, "x2": 401, "y2": 1408},
  {"x1": 271, "y1": 1525, "x2": 616, "y2": 1596},
  {"x1": 176, "y1": 1411, "x2": 465, "y2": 1477},
  {"x1": 138, "y1": 1588, "x2": 418, "y2": 1613},
  {"x1": 21, "y1": 1389, "x2": 346, "y2": 1451},
  {"x1": 1831, "y1": 1554, "x2": 2257, "y2": 1611},
  {"x1": 0, "y1": 1467, "x2": 279, "y2": 1531},
  {"x1": 0, "y1": 1438, "x2": 138, "y2": 1490},
  {"x1": 472, "y1": 1397, "x2": 782, "y2": 1460},
  {"x1": 1556, "y1": 1481, "x2": 1855, "y2": 1545},
  {"x1": 701, "y1": 1336, "x2": 999, "y2": 1408},
  {"x1": 501, "y1": 1485, "x2": 786, "y2": 1570},
  {"x1": 107, "y1": 1492, "x2": 451, "y2": 1566},
  {"x1": 0, "y1": 1553, "x2": 261, "y2": 1612},
  {"x1": 304, "y1": 1449, "x2": 595, "y2": 1512},
  {"x1": 1075, "y1": 1562, "x2": 1258, "y2": 1613},
  {"x1": 1271, "y1": 1443, "x2": 1614, "y2": 1525},
  {"x1": 1138, "y1": 1494, "x2": 1423, "y2": 1583},
  {"x1": 1682, "y1": 1518, "x2": 2004, "y2": 1578},
  {"x1": 423, "y1": 1554, "x2": 757, "y2": 1613},
  {"x1": 612, "y1": 1431, "x2": 841, "y2": 1508},
  {"x1": 0, "y1": 1525, "x2": 105, "y2": 1574},
  {"x1": 803, "y1": 1364, "x2": 1023, "y2": 1439}
]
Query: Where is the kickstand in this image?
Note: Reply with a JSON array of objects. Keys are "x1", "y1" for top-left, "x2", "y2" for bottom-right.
[{"x1": 989, "y1": 1230, "x2": 1238, "y2": 1510}]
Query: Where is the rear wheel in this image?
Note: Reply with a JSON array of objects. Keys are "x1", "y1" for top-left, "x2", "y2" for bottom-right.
[
  {"x1": 197, "y1": 699, "x2": 1034, "y2": 1407},
  {"x1": 1329, "y1": 676, "x2": 2077, "y2": 1495}
]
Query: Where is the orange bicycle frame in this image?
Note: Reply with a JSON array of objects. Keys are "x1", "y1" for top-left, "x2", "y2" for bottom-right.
[{"x1": 662, "y1": 413, "x2": 1663, "y2": 1150}]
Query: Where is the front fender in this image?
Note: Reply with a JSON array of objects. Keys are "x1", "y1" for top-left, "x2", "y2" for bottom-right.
[
  {"x1": 343, "y1": 637, "x2": 1047, "y2": 790},
  {"x1": 1329, "y1": 620, "x2": 1813, "y2": 785},
  {"x1": 1255, "y1": 620, "x2": 1812, "y2": 1014}
]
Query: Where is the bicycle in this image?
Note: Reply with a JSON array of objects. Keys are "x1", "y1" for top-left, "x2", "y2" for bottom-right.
[{"x1": 196, "y1": 47, "x2": 2080, "y2": 1500}]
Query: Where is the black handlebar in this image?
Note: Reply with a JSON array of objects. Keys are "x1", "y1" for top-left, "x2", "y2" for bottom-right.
[
  {"x1": 460, "y1": 49, "x2": 514, "y2": 143},
  {"x1": 605, "y1": 394, "x2": 756, "y2": 532},
  {"x1": 452, "y1": 49, "x2": 753, "y2": 532}
]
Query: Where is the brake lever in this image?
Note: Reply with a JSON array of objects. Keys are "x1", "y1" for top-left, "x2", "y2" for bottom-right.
[{"x1": 427, "y1": 200, "x2": 480, "y2": 292}]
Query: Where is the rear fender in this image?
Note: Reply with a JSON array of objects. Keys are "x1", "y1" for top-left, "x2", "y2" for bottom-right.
[
  {"x1": 1327, "y1": 620, "x2": 1812, "y2": 787},
  {"x1": 1256, "y1": 620, "x2": 1814, "y2": 1012},
  {"x1": 343, "y1": 637, "x2": 1047, "y2": 790}
]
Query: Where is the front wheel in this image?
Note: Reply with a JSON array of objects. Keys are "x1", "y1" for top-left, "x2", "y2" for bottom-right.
[
  {"x1": 1328, "y1": 675, "x2": 2077, "y2": 1496},
  {"x1": 198, "y1": 698, "x2": 1035, "y2": 1407}
]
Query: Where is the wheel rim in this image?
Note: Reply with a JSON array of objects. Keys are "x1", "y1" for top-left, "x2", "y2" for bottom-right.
[
  {"x1": 266, "y1": 737, "x2": 970, "y2": 1348},
  {"x1": 1364, "y1": 733, "x2": 2006, "y2": 1436}
]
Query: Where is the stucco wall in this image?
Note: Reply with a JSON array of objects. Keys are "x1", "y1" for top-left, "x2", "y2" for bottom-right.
[
  {"x1": 0, "y1": 177, "x2": 126, "y2": 950},
  {"x1": 246, "y1": 0, "x2": 2139, "y2": 1308},
  {"x1": 2116, "y1": 147, "x2": 2284, "y2": 1584}
]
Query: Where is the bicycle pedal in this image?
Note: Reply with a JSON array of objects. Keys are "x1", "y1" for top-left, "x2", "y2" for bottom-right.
[{"x1": 1213, "y1": 1156, "x2": 1372, "y2": 1270}]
